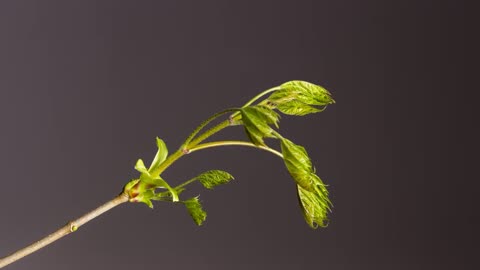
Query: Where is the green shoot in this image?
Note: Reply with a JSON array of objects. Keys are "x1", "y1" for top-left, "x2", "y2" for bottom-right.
[{"x1": 0, "y1": 80, "x2": 335, "y2": 269}]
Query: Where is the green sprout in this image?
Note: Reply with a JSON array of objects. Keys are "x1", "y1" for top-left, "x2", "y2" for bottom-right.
[{"x1": 0, "y1": 80, "x2": 335, "y2": 268}]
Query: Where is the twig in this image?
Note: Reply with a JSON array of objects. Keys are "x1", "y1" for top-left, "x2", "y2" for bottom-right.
[{"x1": 0, "y1": 193, "x2": 129, "y2": 268}]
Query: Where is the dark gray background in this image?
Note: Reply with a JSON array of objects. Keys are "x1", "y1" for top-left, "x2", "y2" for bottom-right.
[{"x1": 0, "y1": 1, "x2": 477, "y2": 269}]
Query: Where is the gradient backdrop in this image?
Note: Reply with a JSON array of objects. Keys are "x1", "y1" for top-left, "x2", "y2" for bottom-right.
[{"x1": 0, "y1": 1, "x2": 477, "y2": 269}]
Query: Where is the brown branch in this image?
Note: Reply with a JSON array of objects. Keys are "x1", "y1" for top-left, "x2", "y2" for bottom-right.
[{"x1": 0, "y1": 192, "x2": 129, "y2": 269}]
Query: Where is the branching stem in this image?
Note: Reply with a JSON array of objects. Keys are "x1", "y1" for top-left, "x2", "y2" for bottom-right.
[
  {"x1": 0, "y1": 86, "x2": 295, "y2": 269},
  {"x1": 154, "y1": 141, "x2": 284, "y2": 200},
  {"x1": 174, "y1": 177, "x2": 198, "y2": 190},
  {"x1": 181, "y1": 108, "x2": 239, "y2": 148},
  {"x1": 0, "y1": 108, "x2": 275, "y2": 269},
  {"x1": 149, "y1": 119, "x2": 232, "y2": 178}
]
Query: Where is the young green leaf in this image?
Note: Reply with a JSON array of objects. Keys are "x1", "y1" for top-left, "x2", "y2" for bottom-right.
[
  {"x1": 134, "y1": 159, "x2": 149, "y2": 175},
  {"x1": 254, "y1": 105, "x2": 280, "y2": 128},
  {"x1": 240, "y1": 106, "x2": 280, "y2": 146},
  {"x1": 245, "y1": 130, "x2": 264, "y2": 146},
  {"x1": 183, "y1": 196, "x2": 207, "y2": 226},
  {"x1": 279, "y1": 136, "x2": 332, "y2": 228},
  {"x1": 148, "y1": 175, "x2": 179, "y2": 202},
  {"x1": 148, "y1": 137, "x2": 168, "y2": 172},
  {"x1": 277, "y1": 100, "x2": 323, "y2": 116},
  {"x1": 135, "y1": 189, "x2": 155, "y2": 209},
  {"x1": 280, "y1": 138, "x2": 317, "y2": 191},
  {"x1": 280, "y1": 80, "x2": 333, "y2": 105},
  {"x1": 297, "y1": 183, "x2": 331, "y2": 228},
  {"x1": 268, "y1": 80, "x2": 334, "y2": 116},
  {"x1": 133, "y1": 157, "x2": 179, "y2": 202},
  {"x1": 197, "y1": 170, "x2": 234, "y2": 189}
]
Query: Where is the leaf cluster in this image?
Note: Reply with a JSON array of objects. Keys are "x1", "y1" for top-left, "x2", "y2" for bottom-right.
[
  {"x1": 236, "y1": 81, "x2": 333, "y2": 228},
  {"x1": 123, "y1": 137, "x2": 178, "y2": 208},
  {"x1": 124, "y1": 145, "x2": 234, "y2": 225},
  {"x1": 124, "y1": 80, "x2": 334, "y2": 229},
  {"x1": 178, "y1": 170, "x2": 234, "y2": 225},
  {"x1": 240, "y1": 106, "x2": 280, "y2": 146}
]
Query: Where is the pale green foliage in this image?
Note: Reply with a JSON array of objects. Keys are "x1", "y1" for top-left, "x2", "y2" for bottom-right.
[
  {"x1": 297, "y1": 184, "x2": 331, "y2": 228},
  {"x1": 0, "y1": 80, "x2": 337, "y2": 270},
  {"x1": 280, "y1": 138, "x2": 315, "y2": 191},
  {"x1": 183, "y1": 197, "x2": 207, "y2": 226},
  {"x1": 267, "y1": 80, "x2": 334, "y2": 116},
  {"x1": 123, "y1": 138, "x2": 178, "y2": 208},
  {"x1": 134, "y1": 189, "x2": 155, "y2": 208},
  {"x1": 280, "y1": 137, "x2": 331, "y2": 228},
  {"x1": 134, "y1": 159, "x2": 149, "y2": 174},
  {"x1": 237, "y1": 80, "x2": 334, "y2": 228},
  {"x1": 277, "y1": 99, "x2": 323, "y2": 116},
  {"x1": 149, "y1": 137, "x2": 168, "y2": 171},
  {"x1": 124, "y1": 80, "x2": 334, "y2": 229},
  {"x1": 280, "y1": 80, "x2": 333, "y2": 105},
  {"x1": 240, "y1": 106, "x2": 280, "y2": 146},
  {"x1": 197, "y1": 170, "x2": 234, "y2": 189},
  {"x1": 134, "y1": 157, "x2": 179, "y2": 202}
]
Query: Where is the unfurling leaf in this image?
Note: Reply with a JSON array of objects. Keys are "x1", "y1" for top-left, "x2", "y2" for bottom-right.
[
  {"x1": 241, "y1": 106, "x2": 280, "y2": 146},
  {"x1": 148, "y1": 175, "x2": 179, "y2": 202},
  {"x1": 280, "y1": 137, "x2": 332, "y2": 228},
  {"x1": 297, "y1": 183, "x2": 331, "y2": 228},
  {"x1": 134, "y1": 159, "x2": 149, "y2": 175},
  {"x1": 280, "y1": 138, "x2": 316, "y2": 191},
  {"x1": 135, "y1": 189, "x2": 155, "y2": 209},
  {"x1": 124, "y1": 81, "x2": 334, "y2": 230},
  {"x1": 123, "y1": 178, "x2": 156, "y2": 208},
  {"x1": 197, "y1": 170, "x2": 234, "y2": 189},
  {"x1": 184, "y1": 197, "x2": 207, "y2": 226},
  {"x1": 149, "y1": 137, "x2": 168, "y2": 172},
  {"x1": 280, "y1": 81, "x2": 334, "y2": 105},
  {"x1": 277, "y1": 100, "x2": 323, "y2": 116},
  {"x1": 132, "y1": 148, "x2": 179, "y2": 203},
  {"x1": 268, "y1": 80, "x2": 334, "y2": 116}
]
